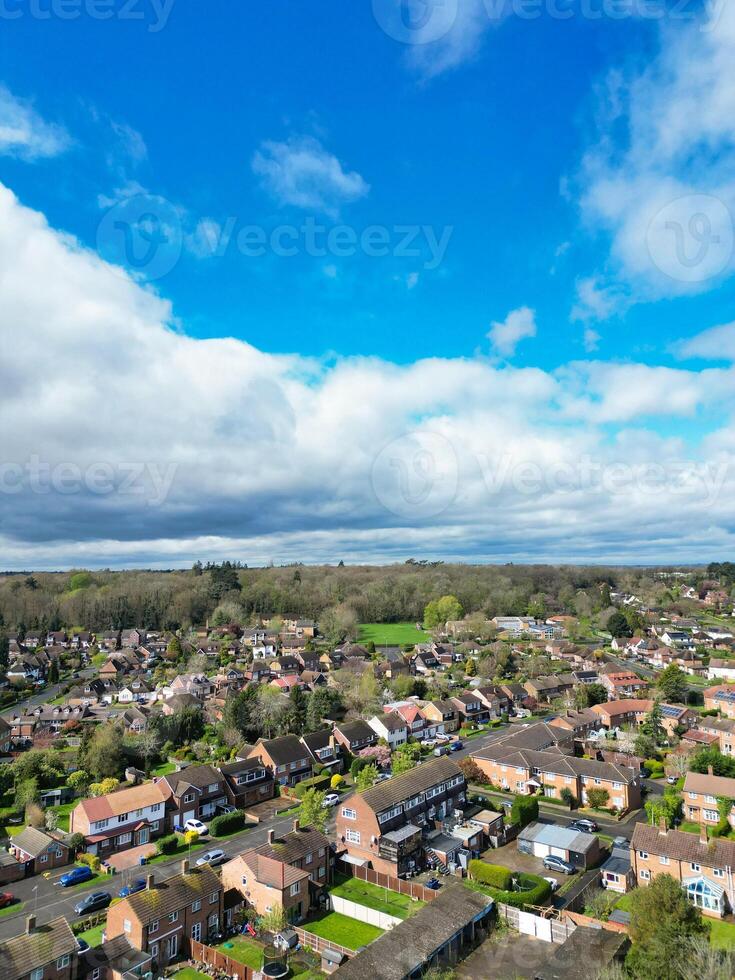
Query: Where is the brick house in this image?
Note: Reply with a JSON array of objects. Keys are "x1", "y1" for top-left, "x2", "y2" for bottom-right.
[
  {"x1": 332, "y1": 720, "x2": 378, "y2": 754},
  {"x1": 335, "y1": 757, "x2": 467, "y2": 876},
  {"x1": 0, "y1": 915, "x2": 79, "y2": 980},
  {"x1": 682, "y1": 769, "x2": 735, "y2": 828},
  {"x1": 367, "y1": 712, "x2": 408, "y2": 750},
  {"x1": 630, "y1": 823, "x2": 735, "y2": 917},
  {"x1": 449, "y1": 692, "x2": 489, "y2": 726},
  {"x1": 9, "y1": 828, "x2": 71, "y2": 875},
  {"x1": 600, "y1": 672, "x2": 649, "y2": 699},
  {"x1": 70, "y1": 782, "x2": 168, "y2": 857},
  {"x1": 421, "y1": 699, "x2": 460, "y2": 733},
  {"x1": 590, "y1": 699, "x2": 653, "y2": 729},
  {"x1": 697, "y1": 716, "x2": 735, "y2": 755},
  {"x1": 247, "y1": 735, "x2": 314, "y2": 788},
  {"x1": 218, "y1": 758, "x2": 275, "y2": 810},
  {"x1": 157, "y1": 765, "x2": 230, "y2": 829},
  {"x1": 106, "y1": 863, "x2": 224, "y2": 968},
  {"x1": 221, "y1": 821, "x2": 331, "y2": 922},
  {"x1": 300, "y1": 730, "x2": 344, "y2": 773},
  {"x1": 704, "y1": 684, "x2": 735, "y2": 719}
]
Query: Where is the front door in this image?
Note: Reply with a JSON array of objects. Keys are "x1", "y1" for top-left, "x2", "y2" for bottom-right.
[{"x1": 138, "y1": 827, "x2": 149, "y2": 845}]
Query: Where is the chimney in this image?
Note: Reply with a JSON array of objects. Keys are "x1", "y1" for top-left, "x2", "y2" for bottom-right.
[
  {"x1": 293, "y1": 818, "x2": 300, "y2": 833},
  {"x1": 267, "y1": 829, "x2": 275, "y2": 845},
  {"x1": 701, "y1": 825, "x2": 708, "y2": 845},
  {"x1": 26, "y1": 915, "x2": 36, "y2": 935},
  {"x1": 658, "y1": 816, "x2": 668, "y2": 835},
  {"x1": 146, "y1": 873, "x2": 155, "y2": 890},
  {"x1": 181, "y1": 858, "x2": 189, "y2": 875}
]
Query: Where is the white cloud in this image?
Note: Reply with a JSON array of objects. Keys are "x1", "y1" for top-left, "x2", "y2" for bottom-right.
[
  {"x1": 403, "y1": 0, "x2": 503, "y2": 78},
  {"x1": 577, "y1": 6, "x2": 735, "y2": 300},
  {"x1": 487, "y1": 306, "x2": 536, "y2": 357},
  {"x1": 583, "y1": 328, "x2": 601, "y2": 353},
  {"x1": 186, "y1": 218, "x2": 223, "y2": 259},
  {"x1": 2, "y1": 182, "x2": 735, "y2": 567},
  {"x1": 676, "y1": 321, "x2": 735, "y2": 362},
  {"x1": 0, "y1": 85, "x2": 69, "y2": 160},
  {"x1": 252, "y1": 135, "x2": 369, "y2": 216},
  {"x1": 571, "y1": 276, "x2": 629, "y2": 323}
]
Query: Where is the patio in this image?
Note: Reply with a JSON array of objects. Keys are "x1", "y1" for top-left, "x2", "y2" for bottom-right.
[{"x1": 105, "y1": 842, "x2": 157, "y2": 872}]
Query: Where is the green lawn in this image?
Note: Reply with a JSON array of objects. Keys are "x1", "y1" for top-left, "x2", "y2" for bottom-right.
[
  {"x1": 305, "y1": 911, "x2": 383, "y2": 950},
  {"x1": 613, "y1": 892, "x2": 634, "y2": 913},
  {"x1": 215, "y1": 936, "x2": 264, "y2": 969},
  {"x1": 707, "y1": 917, "x2": 735, "y2": 950},
  {"x1": 77, "y1": 922, "x2": 106, "y2": 947},
  {"x1": 50, "y1": 801, "x2": 76, "y2": 832},
  {"x1": 679, "y1": 821, "x2": 702, "y2": 835},
  {"x1": 330, "y1": 874, "x2": 425, "y2": 920},
  {"x1": 0, "y1": 901, "x2": 23, "y2": 919},
  {"x1": 146, "y1": 838, "x2": 207, "y2": 865},
  {"x1": 151, "y1": 761, "x2": 176, "y2": 777},
  {"x1": 358, "y1": 623, "x2": 429, "y2": 646},
  {"x1": 171, "y1": 969, "x2": 210, "y2": 980}
]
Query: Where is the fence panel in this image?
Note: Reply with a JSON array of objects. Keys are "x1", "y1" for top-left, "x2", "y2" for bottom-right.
[{"x1": 190, "y1": 939, "x2": 254, "y2": 979}]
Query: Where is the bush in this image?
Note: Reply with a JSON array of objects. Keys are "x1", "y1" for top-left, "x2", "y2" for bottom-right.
[
  {"x1": 645, "y1": 759, "x2": 664, "y2": 775},
  {"x1": 586, "y1": 788, "x2": 610, "y2": 810},
  {"x1": 210, "y1": 810, "x2": 246, "y2": 837},
  {"x1": 156, "y1": 834, "x2": 179, "y2": 856},
  {"x1": 471, "y1": 871, "x2": 551, "y2": 909},
  {"x1": 293, "y1": 773, "x2": 331, "y2": 799},
  {"x1": 510, "y1": 794, "x2": 539, "y2": 828},
  {"x1": 468, "y1": 860, "x2": 512, "y2": 890},
  {"x1": 330, "y1": 774, "x2": 344, "y2": 789},
  {"x1": 560, "y1": 788, "x2": 576, "y2": 807},
  {"x1": 77, "y1": 852, "x2": 102, "y2": 873}
]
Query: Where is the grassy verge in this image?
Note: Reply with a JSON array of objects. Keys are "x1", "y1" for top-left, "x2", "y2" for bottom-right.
[
  {"x1": 708, "y1": 917, "x2": 735, "y2": 950},
  {"x1": 304, "y1": 911, "x2": 384, "y2": 949},
  {"x1": 0, "y1": 901, "x2": 24, "y2": 919}
]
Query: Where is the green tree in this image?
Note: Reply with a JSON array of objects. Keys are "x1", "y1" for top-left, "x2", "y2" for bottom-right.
[
  {"x1": 67, "y1": 769, "x2": 90, "y2": 795},
  {"x1": 424, "y1": 595, "x2": 463, "y2": 629},
  {"x1": 510, "y1": 794, "x2": 538, "y2": 828},
  {"x1": 222, "y1": 686, "x2": 259, "y2": 741},
  {"x1": 640, "y1": 701, "x2": 666, "y2": 747},
  {"x1": 586, "y1": 787, "x2": 610, "y2": 809},
  {"x1": 626, "y1": 873, "x2": 706, "y2": 978},
  {"x1": 287, "y1": 685, "x2": 308, "y2": 735},
  {"x1": 81, "y1": 723, "x2": 124, "y2": 781},
  {"x1": 607, "y1": 611, "x2": 632, "y2": 638},
  {"x1": 657, "y1": 665, "x2": 689, "y2": 704},
  {"x1": 298, "y1": 788, "x2": 328, "y2": 833},
  {"x1": 356, "y1": 763, "x2": 379, "y2": 792}
]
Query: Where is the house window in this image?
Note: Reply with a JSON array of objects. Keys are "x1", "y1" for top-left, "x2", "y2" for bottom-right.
[
  {"x1": 192, "y1": 900, "x2": 201, "y2": 912},
  {"x1": 688, "y1": 792, "x2": 697, "y2": 799},
  {"x1": 210, "y1": 891, "x2": 218, "y2": 904},
  {"x1": 714, "y1": 868, "x2": 724, "y2": 878},
  {"x1": 638, "y1": 851, "x2": 648, "y2": 859},
  {"x1": 660, "y1": 856, "x2": 669, "y2": 865},
  {"x1": 241, "y1": 875, "x2": 248, "y2": 886},
  {"x1": 124, "y1": 919, "x2": 132, "y2": 933},
  {"x1": 169, "y1": 911, "x2": 179, "y2": 923},
  {"x1": 290, "y1": 882, "x2": 300, "y2": 896},
  {"x1": 691, "y1": 863, "x2": 701, "y2": 872},
  {"x1": 150, "y1": 944, "x2": 159, "y2": 958},
  {"x1": 91, "y1": 970, "x2": 101, "y2": 980},
  {"x1": 305, "y1": 852, "x2": 313, "y2": 864},
  {"x1": 57, "y1": 955, "x2": 71, "y2": 968},
  {"x1": 640, "y1": 869, "x2": 651, "y2": 880},
  {"x1": 318, "y1": 847, "x2": 325, "y2": 857},
  {"x1": 183, "y1": 793, "x2": 195, "y2": 803},
  {"x1": 704, "y1": 809, "x2": 719, "y2": 821},
  {"x1": 31, "y1": 970, "x2": 43, "y2": 980},
  {"x1": 40, "y1": 854, "x2": 48, "y2": 863},
  {"x1": 341, "y1": 808, "x2": 357, "y2": 820},
  {"x1": 208, "y1": 783, "x2": 220, "y2": 793},
  {"x1": 150, "y1": 920, "x2": 159, "y2": 933},
  {"x1": 318, "y1": 866, "x2": 326, "y2": 878},
  {"x1": 345, "y1": 829, "x2": 361, "y2": 844}
]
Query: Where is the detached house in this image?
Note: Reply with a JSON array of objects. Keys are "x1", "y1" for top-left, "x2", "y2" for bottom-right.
[
  {"x1": 157, "y1": 765, "x2": 229, "y2": 829},
  {"x1": 247, "y1": 735, "x2": 314, "y2": 788},
  {"x1": 368, "y1": 712, "x2": 408, "y2": 750},
  {"x1": 70, "y1": 781, "x2": 168, "y2": 857},
  {"x1": 218, "y1": 758, "x2": 275, "y2": 810},
  {"x1": 9, "y1": 827, "x2": 71, "y2": 874},
  {"x1": 600, "y1": 672, "x2": 648, "y2": 699},
  {"x1": 450, "y1": 692, "x2": 489, "y2": 726}
]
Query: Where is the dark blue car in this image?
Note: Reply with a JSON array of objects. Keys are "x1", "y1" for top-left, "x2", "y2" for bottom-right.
[
  {"x1": 118, "y1": 879, "x2": 146, "y2": 898},
  {"x1": 449, "y1": 740, "x2": 464, "y2": 752},
  {"x1": 58, "y1": 866, "x2": 94, "y2": 887}
]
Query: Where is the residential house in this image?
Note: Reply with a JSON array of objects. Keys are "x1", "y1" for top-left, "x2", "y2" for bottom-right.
[
  {"x1": 106, "y1": 862, "x2": 224, "y2": 967},
  {"x1": 591, "y1": 699, "x2": 654, "y2": 730},
  {"x1": 0, "y1": 915, "x2": 79, "y2": 980},
  {"x1": 548, "y1": 708, "x2": 600, "y2": 738},
  {"x1": 300, "y1": 730, "x2": 344, "y2": 773},
  {"x1": 682, "y1": 770, "x2": 735, "y2": 829},
  {"x1": 697, "y1": 716, "x2": 735, "y2": 755},
  {"x1": 368, "y1": 712, "x2": 408, "y2": 750},
  {"x1": 600, "y1": 671, "x2": 648, "y2": 699},
  {"x1": 708, "y1": 659, "x2": 735, "y2": 682},
  {"x1": 218, "y1": 758, "x2": 275, "y2": 810},
  {"x1": 420, "y1": 700, "x2": 460, "y2": 733},
  {"x1": 704, "y1": 684, "x2": 735, "y2": 719},
  {"x1": 412, "y1": 649, "x2": 439, "y2": 674},
  {"x1": 157, "y1": 765, "x2": 230, "y2": 829},
  {"x1": 630, "y1": 823, "x2": 735, "y2": 917},
  {"x1": 69, "y1": 781, "x2": 168, "y2": 857},
  {"x1": 9, "y1": 828, "x2": 71, "y2": 874},
  {"x1": 600, "y1": 838, "x2": 633, "y2": 894},
  {"x1": 449, "y1": 692, "x2": 489, "y2": 727},
  {"x1": 247, "y1": 735, "x2": 314, "y2": 788},
  {"x1": 335, "y1": 757, "x2": 467, "y2": 875},
  {"x1": 221, "y1": 821, "x2": 331, "y2": 922},
  {"x1": 332, "y1": 720, "x2": 378, "y2": 755}
]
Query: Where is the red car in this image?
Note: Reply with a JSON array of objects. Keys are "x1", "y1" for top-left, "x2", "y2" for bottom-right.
[{"x1": 0, "y1": 894, "x2": 15, "y2": 909}]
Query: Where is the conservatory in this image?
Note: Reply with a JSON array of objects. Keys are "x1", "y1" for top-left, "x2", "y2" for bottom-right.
[{"x1": 682, "y1": 875, "x2": 726, "y2": 916}]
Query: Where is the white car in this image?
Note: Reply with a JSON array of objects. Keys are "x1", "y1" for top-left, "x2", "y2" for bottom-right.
[
  {"x1": 196, "y1": 849, "x2": 226, "y2": 867},
  {"x1": 543, "y1": 877, "x2": 559, "y2": 892},
  {"x1": 434, "y1": 733, "x2": 451, "y2": 743},
  {"x1": 420, "y1": 739, "x2": 436, "y2": 748},
  {"x1": 183, "y1": 818, "x2": 209, "y2": 836},
  {"x1": 321, "y1": 793, "x2": 340, "y2": 808}
]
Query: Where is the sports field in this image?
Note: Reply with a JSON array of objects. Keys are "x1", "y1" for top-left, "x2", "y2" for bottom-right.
[{"x1": 358, "y1": 622, "x2": 430, "y2": 645}]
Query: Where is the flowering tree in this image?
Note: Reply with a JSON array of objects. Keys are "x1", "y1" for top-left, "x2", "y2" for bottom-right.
[{"x1": 358, "y1": 744, "x2": 391, "y2": 767}]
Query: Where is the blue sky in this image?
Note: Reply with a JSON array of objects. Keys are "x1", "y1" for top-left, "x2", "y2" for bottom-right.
[{"x1": 1, "y1": 0, "x2": 734, "y2": 566}]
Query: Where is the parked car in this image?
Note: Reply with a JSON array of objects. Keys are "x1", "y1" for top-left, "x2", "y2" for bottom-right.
[
  {"x1": 666, "y1": 775, "x2": 677, "y2": 785},
  {"x1": 542, "y1": 855, "x2": 575, "y2": 875},
  {"x1": 420, "y1": 739, "x2": 437, "y2": 748},
  {"x1": 543, "y1": 877, "x2": 559, "y2": 892},
  {"x1": 76, "y1": 939, "x2": 90, "y2": 954},
  {"x1": 59, "y1": 866, "x2": 94, "y2": 887},
  {"x1": 0, "y1": 893, "x2": 16, "y2": 909},
  {"x1": 568, "y1": 818, "x2": 598, "y2": 834},
  {"x1": 216, "y1": 804, "x2": 236, "y2": 815},
  {"x1": 74, "y1": 892, "x2": 112, "y2": 916},
  {"x1": 322, "y1": 793, "x2": 340, "y2": 808},
  {"x1": 7, "y1": 813, "x2": 23, "y2": 825},
  {"x1": 434, "y1": 733, "x2": 451, "y2": 743},
  {"x1": 433, "y1": 745, "x2": 450, "y2": 757},
  {"x1": 373, "y1": 773, "x2": 391, "y2": 783},
  {"x1": 195, "y1": 849, "x2": 227, "y2": 868},
  {"x1": 449, "y1": 740, "x2": 464, "y2": 752},
  {"x1": 184, "y1": 818, "x2": 209, "y2": 835},
  {"x1": 118, "y1": 879, "x2": 146, "y2": 898}
]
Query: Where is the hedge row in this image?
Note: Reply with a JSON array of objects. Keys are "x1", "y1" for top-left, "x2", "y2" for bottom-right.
[
  {"x1": 156, "y1": 834, "x2": 179, "y2": 855},
  {"x1": 293, "y1": 773, "x2": 332, "y2": 798},
  {"x1": 472, "y1": 872, "x2": 552, "y2": 909},
  {"x1": 210, "y1": 810, "x2": 247, "y2": 837},
  {"x1": 468, "y1": 860, "x2": 512, "y2": 890}
]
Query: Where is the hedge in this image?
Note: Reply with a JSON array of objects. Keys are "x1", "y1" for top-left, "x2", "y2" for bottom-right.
[
  {"x1": 293, "y1": 773, "x2": 332, "y2": 799},
  {"x1": 511, "y1": 794, "x2": 539, "y2": 828},
  {"x1": 156, "y1": 834, "x2": 179, "y2": 856},
  {"x1": 468, "y1": 860, "x2": 512, "y2": 890},
  {"x1": 210, "y1": 810, "x2": 247, "y2": 837},
  {"x1": 475, "y1": 872, "x2": 552, "y2": 909}
]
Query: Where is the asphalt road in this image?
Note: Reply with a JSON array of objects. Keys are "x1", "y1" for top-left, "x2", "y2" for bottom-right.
[{"x1": 1, "y1": 668, "x2": 96, "y2": 723}]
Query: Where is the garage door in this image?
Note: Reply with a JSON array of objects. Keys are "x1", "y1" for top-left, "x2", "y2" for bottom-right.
[
  {"x1": 550, "y1": 846, "x2": 567, "y2": 859},
  {"x1": 534, "y1": 843, "x2": 551, "y2": 858}
]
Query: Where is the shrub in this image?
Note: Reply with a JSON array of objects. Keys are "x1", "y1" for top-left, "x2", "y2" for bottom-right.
[
  {"x1": 510, "y1": 794, "x2": 538, "y2": 828},
  {"x1": 645, "y1": 759, "x2": 664, "y2": 775},
  {"x1": 560, "y1": 788, "x2": 576, "y2": 807},
  {"x1": 330, "y1": 774, "x2": 344, "y2": 789},
  {"x1": 293, "y1": 773, "x2": 331, "y2": 799},
  {"x1": 468, "y1": 860, "x2": 512, "y2": 890},
  {"x1": 471, "y1": 871, "x2": 551, "y2": 909},
  {"x1": 77, "y1": 852, "x2": 102, "y2": 873},
  {"x1": 210, "y1": 810, "x2": 246, "y2": 837},
  {"x1": 586, "y1": 788, "x2": 610, "y2": 810},
  {"x1": 156, "y1": 833, "x2": 179, "y2": 856}
]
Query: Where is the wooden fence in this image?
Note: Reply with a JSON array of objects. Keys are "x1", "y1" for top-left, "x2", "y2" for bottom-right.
[
  {"x1": 336, "y1": 858, "x2": 440, "y2": 903},
  {"x1": 190, "y1": 939, "x2": 254, "y2": 979},
  {"x1": 294, "y1": 926, "x2": 355, "y2": 959}
]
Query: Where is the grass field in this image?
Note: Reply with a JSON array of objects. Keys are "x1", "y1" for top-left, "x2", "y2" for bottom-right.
[
  {"x1": 151, "y1": 761, "x2": 176, "y2": 777},
  {"x1": 358, "y1": 622, "x2": 429, "y2": 646},
  {"x1": 215, "y1": 936, "x2": 264, "y2": 969},
  {"x1": 305, "y1": 911, "x2": 384, "y2": 949},
  {"x1": 330, "y1": 874, "x2": 425, "y2": 919},
  {"x1": 50, "y1": 800, "x2": 76, "y2": 832},
  {"x1": 707, "y1": 917, "x2": 735, "y2": 949}
]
